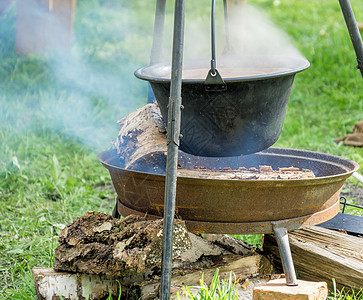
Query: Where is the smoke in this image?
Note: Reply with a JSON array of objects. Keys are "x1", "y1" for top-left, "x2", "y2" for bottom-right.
[
  {"x1": 159, "y1": 1, "x2": 304, "y2": 64},
  {"x1": 225, "y1": 3, "x2": 303, "y2": 57},
  {"x1": 0, "y1": 0, "x2": 155, "y2": 152},
  {"x1": 0, "y1": 0, "x2": 305, "y2": 153}
]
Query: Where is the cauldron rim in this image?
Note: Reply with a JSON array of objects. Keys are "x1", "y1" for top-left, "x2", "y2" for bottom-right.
[{"x1": 134, "y1": 55, "x2": 310, "y2": 83}]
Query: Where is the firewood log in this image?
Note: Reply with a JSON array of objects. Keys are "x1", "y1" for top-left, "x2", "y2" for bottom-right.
[
  {"x1": 113, "y1": 104, "x2": 315, "y2": 179},
  {"x1": 263, "y1": 226, "x2": 363, "y2": 290},
  {"x1": 52, "y1": 211, "x2": 272, "y2": 299},
  {"x1": 114, "y1": 103, "x2": 168, "y2": 174}
]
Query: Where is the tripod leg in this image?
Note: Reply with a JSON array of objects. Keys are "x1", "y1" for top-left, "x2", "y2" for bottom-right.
[{"x1": 273, "y1": 223, "x2": 298, "y2": 286}]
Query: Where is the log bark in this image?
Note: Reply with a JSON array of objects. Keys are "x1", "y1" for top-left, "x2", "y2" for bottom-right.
[
  {"x1": 263, "y1": 225, "x2": 363, "y2": 290},
  {"x1": 53, "y1": 211, "x2": 258, "y2": 277},
  {"x1": 54, "y1": 211, "x2": 195, "y2": 277},
  {"x1": 33, "y1": 265, "x2": 271, "y2": 300},
  {"x1": 114, "y1": 103, "x2": 168, "y2": 174},
  {"x1": 114, "y1": 104, "x2": 315, "y2": 180},
  {"x1": 51, "y1": 211, "x2": 273, "y2": 299}
]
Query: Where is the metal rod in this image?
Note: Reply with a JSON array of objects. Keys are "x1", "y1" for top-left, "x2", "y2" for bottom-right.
[
  {"x1": 338, "y1": 0, "x2": 363, "y2": 78},
  {"x1": 340, "y1": 197, "x2": 363, "y2": 211},
  {"x1": 223, "y1": 0, "x2": 230, "y2": 46},
  {"x1": 148, "y1": 0, "x2": 167, "y2": 103},
  {"x1": 273, "y1": 223, "x2": 298, "y2": 286},
  {"x1": 222, "y1": 0, "x2": 233, "y2": 55},
  {"x1": 353, "y1": 172, "x2": 363, "y2": 184},
  {"x1": 343, "y1": 202, "x2": 363, "y2": 209},
  {"x1": 340, "y1": 196, "x2": 347, "y2": 213},
  {"x1": 211, "y1": 0, "x2": 216, "y2": 73},
  {"x1": 160, "y1": 0, "x2": 185, "y2": 298},
  {"x1": 150, "y1": 0, "x2": 167, "y2": 65}
]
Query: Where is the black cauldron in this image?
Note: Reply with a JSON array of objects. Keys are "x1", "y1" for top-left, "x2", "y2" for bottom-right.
[{"x1": 135, "y1": 55, "x2": 309, "y2": 156}]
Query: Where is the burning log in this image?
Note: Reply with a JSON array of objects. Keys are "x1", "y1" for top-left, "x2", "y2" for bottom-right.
[
  {"x1": 114, "y1": 103, "x2": 168, "y2": 174},
  {"x1": 114, "y1": 104, "x2": 315, "y2": 180},
  {"x1": 177, "y1": 165, "x2": 315, "y2": 180}
]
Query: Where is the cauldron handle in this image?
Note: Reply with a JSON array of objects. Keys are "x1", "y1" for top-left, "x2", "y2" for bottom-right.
[{"x1": 205, "y1": 0, "x2": 227, "y2": 92}]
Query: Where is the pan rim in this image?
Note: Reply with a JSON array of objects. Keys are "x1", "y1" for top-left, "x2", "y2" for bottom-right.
[{"x1": 97, "y1": 147, "x2": 359, "y2": 185}]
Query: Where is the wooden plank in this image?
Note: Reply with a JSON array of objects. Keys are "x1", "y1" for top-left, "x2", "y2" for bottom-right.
[{"x1": 263, "y1": 225, "x2": 363, "y2": 290}]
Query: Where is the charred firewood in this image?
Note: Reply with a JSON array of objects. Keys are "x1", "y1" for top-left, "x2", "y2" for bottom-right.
[
  {"x1": 114, "y1": 104, "x2": 315, "y2": 179},
  {"x1": 114, "y1": 103, "x2": 168, "y2": 174}
]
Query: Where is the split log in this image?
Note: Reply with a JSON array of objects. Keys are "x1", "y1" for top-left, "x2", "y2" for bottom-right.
[
  {"x1": 32, "y1": 268, "x2": 121, "y2": 300},
  {"x1": 263, "y1": 225, "x2": 363, "y2": 290},
  {"x1": 175, "y1": 166, "x2": 315, "y2": 180},
  {"x1": 114, "y1": 104, "x2": 315, "y2": 180},
  {"x1": 54, "y1": 211, "x2": 195, "y2": 277},
  {"x1": 52, "y1": 211, "x2": 273, "y2": 299},
  {"x1": 114, "y1": 103, "x2": 168, "y2": 174},
  {"x1": 33, "y1": 267, "x2": 271, "y2": 300}
]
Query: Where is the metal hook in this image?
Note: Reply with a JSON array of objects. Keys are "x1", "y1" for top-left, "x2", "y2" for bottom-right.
[{"x1": 205, "y1": 0, "x2": 226, "y2": 91}]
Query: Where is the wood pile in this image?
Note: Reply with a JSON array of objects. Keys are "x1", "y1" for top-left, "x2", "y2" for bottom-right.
[
  {"x1": 263, "y1": 225, "x2": 363, "y2": 290},
  {"x1": 51, "y1": 211, "x2": 272, "y2": 299}
]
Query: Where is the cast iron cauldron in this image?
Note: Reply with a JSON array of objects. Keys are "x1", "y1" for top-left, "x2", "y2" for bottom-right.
[{"x1": 135, "y1": 55, "x2": 309, "y2": 157}]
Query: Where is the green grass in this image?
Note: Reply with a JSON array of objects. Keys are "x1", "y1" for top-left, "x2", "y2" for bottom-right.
[
  {"x1": 177, "y1": 269, "x2": 239, "y2": 300},
  {"x1": 178, "y1": 272, "x2": 363, "y2": 300},
  {"x1": 0, "y1": 0, "x2": 362, "y2": 299},
  {"x1": 328, "y1": 279, "x2": 363, "y2": 300}
]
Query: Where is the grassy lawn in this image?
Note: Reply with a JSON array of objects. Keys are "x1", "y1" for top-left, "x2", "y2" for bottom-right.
[{"x1": 0, "y1": 0, "x2": 362, "y2": 299}]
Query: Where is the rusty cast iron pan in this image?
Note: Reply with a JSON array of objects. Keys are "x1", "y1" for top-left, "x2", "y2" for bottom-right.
[
  {"x1": 98, "y1": 147, "x2": 358, "y2": 233},
  {"x1": 135, "y1": 56, "x2": 310, "y2": 157}
]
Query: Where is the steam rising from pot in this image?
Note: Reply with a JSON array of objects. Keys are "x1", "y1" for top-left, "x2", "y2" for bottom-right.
[
  {"x1": 0, "y1": 0, "x2": 305, "y2": 153},
  {"x1": 0, "y1": 0, "x2": 152, "y2": 151},
  {"x1": 225, "y1": 3, "x2": 303, "y2": 57},
  {"x1": 160, "y1": 1, "x2": 304, "y2": 63}
]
